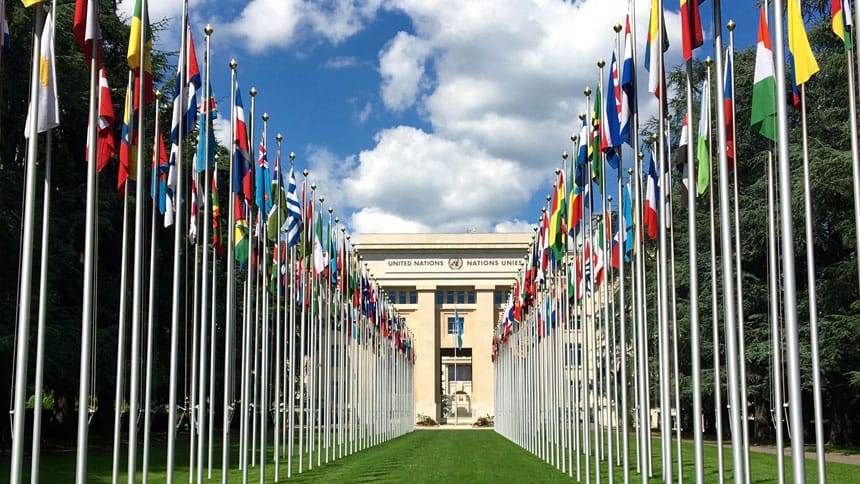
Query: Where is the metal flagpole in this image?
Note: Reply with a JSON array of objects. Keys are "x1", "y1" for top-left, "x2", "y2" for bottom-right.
[
  {"x1": 799, "y1": 81, "x2": 827, "y2": 483},
  {"x1": 711, "y1": 2, "x2": 745, "y2": 481},
  {"x1": 766, "y1": 149, "x2": 786, "y2": 484},
  {"x1": 850, "y1": 0, "x2": 860, "y2": 293},
  {"x1": 259, "y1": 113, "x2": 270, "y2": 483},
  {"x1": 165, "y1": 8, "x2": 189, "y2": 481},
  {"x1": 726, "y1": 23, "x2": 752, "y2": 481},
  {"x1": 110, "y1": 74, "x2": 133, "y2": 484},
  {"x1": 75, "y1": 3, "x2": 100, "y2": 480},
  {"x1": 221, "y1": 53, "x2": 237, "y2": 484},
  {"x1": 248, "y1": 86, "x2": 259, "y2": 473},
  {"x1": 274, "y1": 133, "x2": 284, "y2": 480},
  {"x1": 142, "y1": 90, "x2": 164, "y2": 482},
  {"x1": 203, "y1": 35, "x2": 217, "y2": 481}
]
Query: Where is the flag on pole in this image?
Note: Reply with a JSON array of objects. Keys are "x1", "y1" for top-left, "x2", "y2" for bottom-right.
[
  {"x1": 88, "y1": 67, "x2": 115, "y2": 172},
  {"x1": 118, "y1": 82, "x2": 137, "y2": 192},
  {"x1": 788, "y1": 52, "x2": 802, "y2": 111},
  {"x1": 164, "y1": 143, "x2": 177, "y2": 226},
  {"x1": 73, "y1": 0, "x2": 99, "y2": 62},
  {"x1": 644, "y1": 150, "x2": 659, "y2": 240},
  {"x1": 185, "y1": 31, "x2": 201, "y2": 132},
  {"x1": 549, "y1": 171, "x2": 567, "y2": 259},
  {"x1": 196, "y1": 85, "x2": 217, "y2": 172},
  {"x1": 724, "y1": 48, "x2": 735, "y2": 171},
  {"x1": 591, "y1": 85, "x2": 602, "y2": 185},
  {"x1": 151, "y1": 132, "x2": 168, "y2": 214},
  {"x1": 788, "y1": 0, "x2": 819, "y2": 86},
  {"x1": 211, "y1": 169, "x2": 223, "y2": 252},
  {"x1": 24, "y1": 12, "x2": 59, "y2": 137},
  {"x1": 831, "y1": 0, "x2": 853, "y2": 51},
  {"x1": 284, "y1": 165, "x2": 302, "y2": 248},
  {"x1": 602, "y1": 51, "x2": 623, "y2": 156},
  {"x1": 680, "y1": 0, "x2": 703, "y2": 62},
  {"x1": 455, "y1": 308, "x2": 463, "y2": 351},
  {"x1": 21, "y1": 0, "x2": 45, "y2": 7},
  {"x1": 234, "y1": 197, "x2": 249, "y2": 264},
  {"x1": 676, "y1": 114, "x2": 691, "y2": 204},
  {"x1": 255, "y1": 138, "x2": 273, "y2": 214},
  {"x1": 697, "y1": 78, "x2": 710, "y2": 195},
  {"x1": 751, "y1": 8, "x2": 777, "y2": 142},
  {"x1": 232, "y1": 87, "x2": 252, "y2": 201},
  {"x1": 574, "y1": 117, "x2": 590, "y2": 189},
  {"x1": 620, "y1": 14, "x2": 634, "y2": 146},
  {"x1": 313, "y1": 211, "x2": 328, "y2": 275},
  {"x1": 127, "y1": 0, "x2": 153, "y2": 106},
  {"x1": 170, "y1": 27, "x2": 201, "y2": 145},
  {"x1": 645, "y1": 0, "x2": 668, "y2": 97},
  {"x1": 189, "y1": 163, "x2": 200, "y2": 242}
]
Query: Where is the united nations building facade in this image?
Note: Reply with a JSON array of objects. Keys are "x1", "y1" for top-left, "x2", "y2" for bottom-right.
[{"x1": 355, "y1": 233, "x2": 531, "y2": 424}]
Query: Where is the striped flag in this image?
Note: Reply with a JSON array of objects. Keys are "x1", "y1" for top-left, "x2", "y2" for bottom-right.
[
  {"x1": 751, "y1": 8, "x2": 777, "y2": 142},
  {"x1": 87, "y1": 67, "x2": 115, "y2": 172},
  {"x1": 832, "y1": 0, "x2": 853, "y2": 51},
  {"x1": 232, "y1": 87, "x2": 252, "y2": 201},
  {"x1": 680, "y1": 0, "x2": 703, "y2": 62},
  {"x1": 73, "y1": 0, "x2": 99, "y2": 62},
  {"x1": 284, "y1": 165, "x2": 303, "y2": 248},
  {"x1": 127, "y1": 0, "x2": 153, "y2": 105},
  {"x1": 787, "y1": 0, "x2": 819, "y2": 85},
  {"x1": 620, "y1": 14, "x2": 633, "y2": 146}
]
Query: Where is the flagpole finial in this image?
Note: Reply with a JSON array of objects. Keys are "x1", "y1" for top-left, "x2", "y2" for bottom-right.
[
  {"x1": 335, "y1": 217, "x2": 340, "y2": 223},
  {"x1": 205, "y1": 24, "x2": 213, "y2": 36},
  {"x1": 584, "y1": 87, "x2": 591, "y2": 97},
  {"x1": 597, "y1": 58, "x2": 605, "y2": 68},
  {"x1": 607, "y1": 195, "x2": 613, "y2": 203},
  {"x1": 328, "y1": 207, "x2": 333, "y2": 214},
  {"x1": 319, "y1": 196, "x2": 325, "y2": 204},
  {"x1": 276, "y1": 133, "x2": 283, "y2": 143},
  {"x1": 346, "y1": 234, "x2": 351, "y2": 241},
  {"x1": 546, "y1": 194, "x2": 552, "y2": 202},
  {"x1": 578, "y1": 112, "x2": 585, "y2": 121},
  {"x1": 628, "y1": 168, "x2": 634, "y2": 175},
  {"x1": 230, "y1": 59, "x2": 237, "y2": 69},
  {"x1": 341, "y1": 227, "x2": 345, "y2": 233},
  {"x1": 562, "y1": 152, "x2": 568, "y2": 161},
  {"x1": 727, "y1": 20, "x2": 735, "y2": 32},
  {"x1": 155, "y1": 90, "x2": 162, "y2": 100},
  {"x1": 614, "y1": 23, "x2": 622, "y2": 33},
  {"x1": 638, "y1": 151, "x2": 644, "y2": 160},
  {"x1": 303, "y1": 169, "x2": 308, "y2": 177},
  {"x1": 262, "y1": 112, "x2": 269, "y2": 122},
  {"x1": 542, "y1": 206, "x2": 547, "y2": 213},
  {"x1": 250, "y1": 87, "x2": 257, "y2": 97},
  {"x1": 292, "y1": 153, "x2": 297, "y2": 163},
  {"x1": 666, "y1": 112, "x2": 673, "y2": 121},
  {"x1": 650, "y1": 133, "x2": 658, "y2": 143},
  {"x1": 705, "y1": 56, "x2": 713, "y2": 67},
  {"x1": 571, "y1": 134, "x2": 577, "y2": 143},
  {"x1": 311, "y1": 183, "x2": 317, "y2": 190},
  {"x1": 533, "y1": 225, "x2": 539, "y2": 232},
  {"x1": 555, "y1": 168, "x2": 561, "y2": 175}
]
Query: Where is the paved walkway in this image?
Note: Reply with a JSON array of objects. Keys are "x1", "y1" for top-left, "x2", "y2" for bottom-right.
[{"x1": 747, "y1": 444, "x2": 860, "y2": 466}]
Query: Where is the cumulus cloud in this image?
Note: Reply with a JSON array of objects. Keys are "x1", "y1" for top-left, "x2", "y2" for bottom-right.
[
  {"x1": 493, "y1": 219, "x2": 536, "y2": 234},
  {"x1": 379, "y1": 32, "x2": 432, "y2": 112}
]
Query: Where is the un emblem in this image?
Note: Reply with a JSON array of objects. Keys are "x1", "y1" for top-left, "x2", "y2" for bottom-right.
[{"x1": 448, "y1": 257, "x2": 463, "y2": 270}]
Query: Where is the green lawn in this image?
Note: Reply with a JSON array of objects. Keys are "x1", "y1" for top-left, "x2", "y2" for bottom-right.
[{"x1": 1, "y1": 430, "x2": 857, "y2": 482}]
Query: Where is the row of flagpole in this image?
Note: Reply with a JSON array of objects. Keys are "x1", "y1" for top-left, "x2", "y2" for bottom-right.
[
  {"x1": 493, "y1": 0, "x2": 860, "y2": 482},
  {"x1": 8, "y1": 0, "x2": 415, "y2": 483}
]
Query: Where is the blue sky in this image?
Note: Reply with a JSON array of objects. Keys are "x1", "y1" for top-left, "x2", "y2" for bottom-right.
[{"x1": 123, "y1": 0, "x2": 758, "y2": 238}]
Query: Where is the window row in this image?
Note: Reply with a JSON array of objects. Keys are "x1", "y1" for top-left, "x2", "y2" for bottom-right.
[{"x1": 435, "y1": 289, "x2": 476, "y2": 305}]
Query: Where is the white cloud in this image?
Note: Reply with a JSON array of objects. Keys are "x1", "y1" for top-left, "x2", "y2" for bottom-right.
[
  {"x1": 354, "y1": 100, "x2": 373, "y2": 123},
  {"x1": 323, "y1": 56, "x2": 365, "y2": 69},
  {"x1": 219, "y1": 0, "x2": 303, "y2": 53},
  {"x1": 342, "y1": 126, "x2": 532, "y2": 232},
  {"x1": 379, "y1": 31, "x2": 431, "y2": 112},
  {"x1": 493, "y1": 219, "x2": 536, "y2": 234},
  {"x1": 212, "y1": 116, "x2": 231, "y2": 147},
  {"x1": 349, "y1": 207, "x2": 431, "y2": 234}
]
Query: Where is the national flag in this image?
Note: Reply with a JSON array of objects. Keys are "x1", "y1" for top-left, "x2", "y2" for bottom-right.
[
  {"x1": 87, "y1": 67, "x2": 115, "y2": 172},
  {"x1": 1, "y1": 7, "x2": 9, "y2": 64},
  {"x1": 697, "y1": 78, "x2": 710, "y2": 195},
  {"x1": 620, "y1": 14, "x2": 634, "y2": 146},
  {"x1": 127, "y1": 0, "x2": 153, "y2": 106},
  {"x1": 788, "y1": 0, "x2": 819, "y2": 86},
  {"x1": 455, "y1": 308, "x2": 464, "y2": 350},
  {"x1": 591, "y1": 85, "x2": 602, "y2": 185},
  {"x1": 751, "y1": 9, "x2": 777, "y2": 142},
  {"x1": 25, "y1": 13, "x2": 59, "y2": 136},
  {"x1": 73, "y1": 0, "x2": 99, "y2": 62},
  {"x1": 680, "y1": 0, "x2": 704, "y2": 62},
  {"x1": 171, "y1": 29, "x2": 202, "y2": 145},
  {"x1": 21, "y1": 0, "x2": 45, "y2": 7},
  {"x1": 593, "y1": 218, "x2": 606, "y2": 287},
  {"x1": 313, "y1": 211, "x2": 328, "y2": 275},
  {"x1": 189, "y1": 164, "x2": 200, "y2": 242},
  {"x1": 832, "y1": 0, "x2": 853, "y2": 51},
  {"x1": 645, "y1": 0, "x2": 668, "y2": 97},
  {"x1": 118, "y1": 82, "x2": 137, "y2": 193},
  {"x1": 255, "y1": 138, "x2": 273, "y2": 214},
  {"x1": 675, "y1": 114, "x2": 691, "y2": 204},
  {"x1": 151, "y1": 132, "x2": 168, "y2": 214},
  {"x1": 549, "y1": 171, "x2": 567, "y2": 259},
  {"x1": 196, "y1": 85, "x2": 217, "y2": 172},
  {"x1": 724, "y1": 48, "x2": 735, "y2": 170},
  {"x1": 574, "y1": 117, "x2": 590, "y2": 188},
  {"x1": 232, "y1": 87, "x2": 252, "y2": 201},
  {"x1": 602, "y1": 51, "x2": 623, "y2": 155},
  {"x1": 234, "y1": 197, "x2": 249, "y2": 264},
  {"x1": 284, "y1": 165, "x2": 302, "y2": 248},
  {"x1": 788, "y1": 52, "x2": 802, "y2": 111},
  {"x1": 644, "y1": 150, "x2": 659, "y2": 240},
  {"x1": 211, "y1": 169, "x2": 223, "y2": 252},
  {"x1": 185, "y1": 31, "x2": 201, "y2": 130},
  {"x1": 164, "y1": 144, "x2": 177, "y2": 226}
]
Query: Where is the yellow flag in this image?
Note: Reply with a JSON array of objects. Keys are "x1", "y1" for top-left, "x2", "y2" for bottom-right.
[
  {"x1": 21, "y1": 0, "x2": 46, "y2": 6},
  {"x1": 788, "y1": 0, "x2": 819, "y2": 85}
]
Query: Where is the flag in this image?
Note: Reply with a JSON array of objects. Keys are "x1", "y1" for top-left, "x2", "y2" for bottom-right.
[
  {"x1": 284, "y1": 165, "x2": 302, "y2": 248},
  {"x1": 25, "y1": 13, "x2": 59, "y2": 136},
  {"x1": 645, "y1": 0, "x2": 668, "y2": 97},
  {"x1": 620, "y1": 14, "x2": 634, "y2": 146},
  {"x1": 232, "y1": 87, "x2": 252, "y2": 201},
  {"x1": 602, "y1": 51, "x2": 623, "y2": 154},
  {"x1": 164, "y1": 144, "x2": 177, "y2": 226},
  {"x1": 21, "y1": 0, "x2": 45, "y2": 7},
  {"x1": 751, "y1": 9, "x2": 777, "y2": 142},
  {"x1": 196, "y1": 85, "x2": 217, "y2": 172},
  {"x1": 788, "y1": 52, "x2": 803, "y2": 111},
  {"x1": 73, "y1": 0, "x2": 99, "y2": 62},
  {"x1": 574, "y1": 117, "x2": 590, "y2": 188},
  {"x1": 591, "y1": 85, "x2": 602, "y2": 184},
  {"x1": 644, "y1": 150, "x2": 659, "y2": 240},
  {"x1": 118, "y1": 82, "x2": 137, "y2": 192},
  {"x1": 185, "y1": 31, "x2": 201, "y2": 132},
  {"x1": 151, "y1": 132, "x2": 168, "y2": 214},
  {"x1": 832, "y1": 0, "x2": 853, "y2": 51},
  {"x1": 127, "y1": 0, "x2": 153, "y2": 106},
  {"x1": 593, "y1": 218, "x2": 606, "y2": 287},
  {"x1": 1, "y1": 9, "x2": 9, "y2": 57},
  {"x1": 680, "y1": 0, "x2": 704, "y2": 62},
  {"x1": 676, "y1": 114, "x2": 691, "y2": 204},
  {"x1": 549, "y1": 171, "x2": 567, "y2": 259},
  {"x1": 234, "y1": 197, "x2": 249, "y2": 264},
  {"x1": 611, "y1": 182, "x2": 634, "y2": 268},
  {"x1": 455, "y1": 308, "x2": 463, "y2": 351},
  {"x1": 211, "y1": 168, "x2": 223, "y2": 252},
  {"x1": 788, "y1": 0, "x2": 819, "y2": 86},
  {"x1": 87, "y1": 67, "x2": 115, "y2": 172},
  {"x1": 313, "y1": 211, "x2": 328, "y2": 275},
  {"x1": 189, "y1": 164, "x2": 200, "y2": 242},
  {"x1": 697, "y1": 78, "x2": 710, "y2": 195},
  {"x1": 171, "y1": 29, "x2": 202, "y2": 145},
  {"x1": 724, "y1": 48, "x2": 735, "y2": 171},
  {"x1": 255, "y1": 138, "x2": 273, "y2": 214}
]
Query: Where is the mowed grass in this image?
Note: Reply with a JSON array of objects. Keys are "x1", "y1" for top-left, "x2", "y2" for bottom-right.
[{"x1": 1, "y1": 430, "x2": 857, "y2": 482}]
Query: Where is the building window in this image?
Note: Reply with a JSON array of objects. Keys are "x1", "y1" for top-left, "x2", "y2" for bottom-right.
[
  {"x1": 494, "y1": 289, "x2": 506, "y2": 305},
  {"x1": 446, "y1": 291, "x2": 455, "y2": 304},
  {"x1": 448, "y1": 364, "x2": 472, "y2": 381},
  {"x1": 447, "y1": 316, "x2": 464, "y2": 335},
  {"x1": 467, "y1": 290, "x2": 476, "y2": 304},
  {"x1": 436, "y1": 290, "x2": 443, "y2": 305},
  {"x1": 398, "y1": 291, "x2": 406, "y2": 304},
  {"x1": 409, "y1": 291, "x2": 418, "y2": 304},
  {"x1": 456, "y1": 290, "x2": 465, "y2": 304}
]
